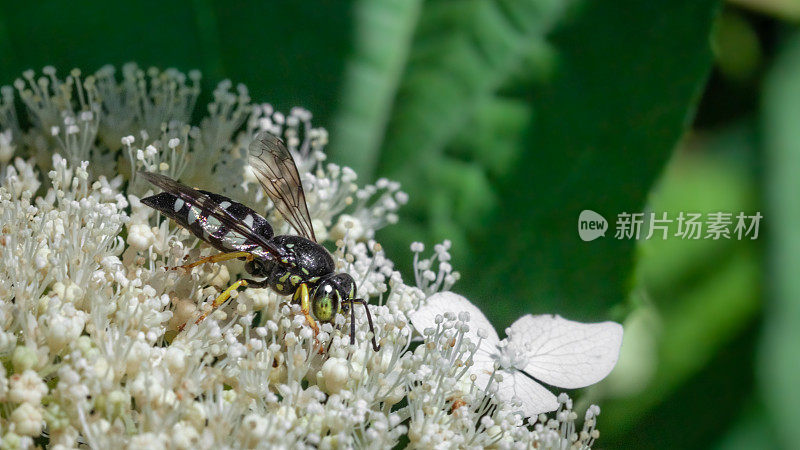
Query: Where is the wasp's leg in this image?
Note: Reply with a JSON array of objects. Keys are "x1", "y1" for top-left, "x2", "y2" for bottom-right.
[
  {"x1": 318, "y1": 320, "x2": 346, "y2": 354},
  {"x1": 344, "y1": 299, "x2": 381, "y2": 352},
  {"x1": 292, "y1": 283, "x2": 319, "y2": 335},
  {"x1": 171, "y1": 251, "x2": 253, "y2": 271},
  {"x1": 179, "y1": 278, "x2": 267, "y2": 331}
]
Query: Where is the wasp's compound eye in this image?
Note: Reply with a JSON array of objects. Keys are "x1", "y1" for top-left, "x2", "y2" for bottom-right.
[{"x1": 312, "y1": 284, "x2": 340, "y2": 323}]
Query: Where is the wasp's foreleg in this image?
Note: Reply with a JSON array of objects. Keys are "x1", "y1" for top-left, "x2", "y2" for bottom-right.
[{"x1": 292, "y1": 283, "x2": 320, "y2": 336}]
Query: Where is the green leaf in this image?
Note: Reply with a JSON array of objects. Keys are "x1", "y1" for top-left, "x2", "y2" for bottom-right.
[
  {"x1": 759, "y1": 30, "x2": 800, "y2": 450},
  {"x1": 327, "y1": 0, "x2": 423, "y2": 177},
  {"x1": 375, "y1": 0, "x2": 564, "y2": 188},
  {"x1": 368, "y1": 0, "x2": 564, "y2": 288},
  {"x1": 464, "y1": 0, "x2": 721, "y2": 324},
  {"x1": 207, "y1": 0, "x2": 353, "y2": 124},
  {"x1": 449, "y1": 96, "x2": 533, "y2": 178}
]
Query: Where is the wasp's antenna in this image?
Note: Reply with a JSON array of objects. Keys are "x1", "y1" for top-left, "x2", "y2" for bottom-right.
[{"x1": 348, "y1": 299, "x2": 380, "y2": 351}]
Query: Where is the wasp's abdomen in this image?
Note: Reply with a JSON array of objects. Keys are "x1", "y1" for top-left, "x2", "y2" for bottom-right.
[{"x1": 141, "y1": 191, "x2": 274, "y2": 259}]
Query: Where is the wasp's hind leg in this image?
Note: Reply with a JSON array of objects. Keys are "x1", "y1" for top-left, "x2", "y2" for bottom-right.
[
  {"x1": 171, "y1": 251, "x2": 254, "y2": 271},
  {"x1": 179, "y1": 278, "x2": 268, "y2": 331}
]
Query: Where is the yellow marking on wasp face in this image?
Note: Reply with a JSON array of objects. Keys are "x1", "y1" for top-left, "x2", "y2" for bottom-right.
[
  {"x1": 301, "y1": 267, "x2": 310, "y2": 275},
  {"x1": 290, "y1": 275, "x2": 302, "y2": 285},
  {"x1": 308, "y1": 276, "x2": 320, "y2": 283},
  {"x1": 313, "y1": 296, "x2": 334, "y2": 322},
  {"x1": 312, "y1": 287, "x2": 340, "y2": 323},
  {"x1": 276, "y1": 283, "x2": 283, "y2": 291},
  {"x1": 279, "y1": 272, "x2": 291, "y2": 283}
]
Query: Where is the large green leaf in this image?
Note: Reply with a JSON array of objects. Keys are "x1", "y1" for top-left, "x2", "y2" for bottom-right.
[
  {"x1": 207, "y1": 0, "x2": 353, "y2": 123},
  {"x1": 464, "y1": 0, "x2": 722, "y2": 324},
  {"x1": 362, "y1": 0, "x2": 566, "y2": 298},
  {"x1": 327, "y1": 0, "x2": 423, "y2": 176},
  {"x1": 0, "y1": 1, "x2": 204, "y2": 79},
  {"x1": 370, "y1": 0, "x2": 564, "y2": 245},
  {"x1": 375, "y1": 0, "x2": 563, "y2": 179}
]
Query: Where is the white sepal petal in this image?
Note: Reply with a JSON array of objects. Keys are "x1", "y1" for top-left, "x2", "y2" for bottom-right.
[
  {"x1": 498, "y1": 370, "x2": 559, "y2": 417},
  {"x1": 409, "y1": 291, "x2": 500, "y2": 345},
  {"x1": 508, "y1": 314, "x2": 623, "y2": 389}
]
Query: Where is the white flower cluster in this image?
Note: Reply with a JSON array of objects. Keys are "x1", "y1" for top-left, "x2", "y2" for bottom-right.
[{"x1": 0, "y1": 65, "x2": 614, "y2": 449}]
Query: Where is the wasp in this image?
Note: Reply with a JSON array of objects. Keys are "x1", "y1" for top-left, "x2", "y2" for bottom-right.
[{"x1": 140, "y1": 131, "x2": 380, "y2": 351}]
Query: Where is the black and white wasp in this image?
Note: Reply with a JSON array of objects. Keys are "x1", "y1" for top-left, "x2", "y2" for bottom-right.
[{"x1": 140, "y1": 131, "x2": 380, "y2": 351}]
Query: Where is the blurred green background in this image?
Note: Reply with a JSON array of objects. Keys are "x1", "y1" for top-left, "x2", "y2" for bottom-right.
[{"x1": 0, "y1": 0, "x2": 797, "y2": 447}]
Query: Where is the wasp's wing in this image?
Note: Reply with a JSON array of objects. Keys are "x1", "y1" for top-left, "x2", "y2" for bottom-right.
[
  {"x1": 248, "y1": 131, "x2": 316, "y2": 241},
  {"x1": 139, "y1": 171, "x2": 285, "y2": 259}
]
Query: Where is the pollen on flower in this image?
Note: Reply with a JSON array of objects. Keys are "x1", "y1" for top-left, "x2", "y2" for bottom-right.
[{"x1": 0, "y1": 65, "x2": 613, "y2": 449}]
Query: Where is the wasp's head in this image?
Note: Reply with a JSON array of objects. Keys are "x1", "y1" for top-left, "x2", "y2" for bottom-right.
[{"x1": 312, "y1": 273, "x2": 355, "y2": 323}]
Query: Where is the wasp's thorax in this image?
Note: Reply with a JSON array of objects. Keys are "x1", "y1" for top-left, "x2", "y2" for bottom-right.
[{"x1": 259, "y1": 235, "x2": 333, "y2": 295}]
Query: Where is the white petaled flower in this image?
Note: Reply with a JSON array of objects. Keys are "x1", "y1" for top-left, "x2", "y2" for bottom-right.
[
  {"x1": 410, "y1": 292, "x2": 623, "y2": 417},
  {"x1": 0, "y1": 65, "x2": 621, "y2": 448}
]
